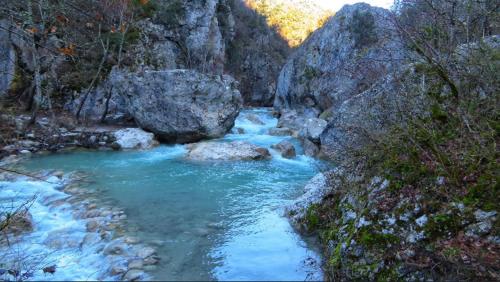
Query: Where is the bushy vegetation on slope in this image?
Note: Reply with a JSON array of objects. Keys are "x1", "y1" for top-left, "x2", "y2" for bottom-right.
[{"x1": 300, "y1": 0, "x2": 499, "y2": 280}]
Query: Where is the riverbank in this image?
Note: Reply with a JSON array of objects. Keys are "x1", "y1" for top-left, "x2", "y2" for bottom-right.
[{"x1": 0, "y1": 111, "x2": 161, "y2": 162}]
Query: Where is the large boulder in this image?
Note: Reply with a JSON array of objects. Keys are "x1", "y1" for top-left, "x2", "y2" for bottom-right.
[
  {"x1": 186, "y1": 141, "x2": 270, "y2": 161},
  {"x1": 112, "y1": 69, "x2": 242, "y2": 143}
]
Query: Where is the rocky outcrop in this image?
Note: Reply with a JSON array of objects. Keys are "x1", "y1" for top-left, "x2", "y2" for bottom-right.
[
  {"x1": 273, "y1": 3, "x2": 409, "y2": 161},
  {"x1": 286, "y1": 172, "x2": 329, "y2": 230},
  {"x1": 111, "y1": 69, "x2": 242, "y2": 143},
  {"x1": 186, "y1": 141, "x2": 270, "y2": 161},
  {"x1": 274, "y1": 3, "x2": 405, "y2": 114},
  {"x1": 319, "y1": 69, "x2": 426, "y2": 161},
  {"x1": 112, "y1": 128, "x2": 158, "y2": 150},
  {"x1": 126, "y1": 20, "x2": 179, "y2": 71},
  {"x1": 150, "y1": 0, "x2": 233, "y2": 74}
]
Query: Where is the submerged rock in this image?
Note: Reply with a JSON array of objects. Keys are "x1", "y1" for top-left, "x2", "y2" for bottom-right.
[
  {"x1": 268, "y1": 127, "x2": 293, "y2": 136},
  {"x1": 245, "y1": 113, "x2": 265, "y2": 125},
  {"x1": 44, "y1": 228, "x2": 83, "y2": 249},
  {"x1": 109, "y1": 264, "x2": 128, "y2": 276},
  {"x1": 271, "y1": 141, "x2": 296, "y2": 159},
  {"x1": 232, "y1": 127, "x2": 245, "y2": 134},
  {"x1": 123, "y1": 269, "x2": 145, "y2": 281},
  {"x1": 113, "y1": 128, "x2": 159, "y2": 150},
  {"x1": 128, "y1": 259, "x2": 144, "y2": 270},
  {"x1": 135, "y1": 246, "x2": 156, "y2": 259},
  {"x1": 103, "y1": 240, "x2": 128, "y2": 255},
  {"x1": 112, "y1": 69, "x2": 243, "y2": 143},
  {"x1": 186, "y1": 141, "x2": 270, "y2": 161}
]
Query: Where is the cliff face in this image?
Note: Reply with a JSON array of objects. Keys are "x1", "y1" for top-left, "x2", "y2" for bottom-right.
[
  {"x1": 225, "y1": 0, "x2": 290, "y2": 106},
  {"x1": 116, "y1": 0, "x2": 290, "y2": 106},
  {"x1": 274, "y1": 3, "x2": 405, "y2": 116},
  {"x1": 272, "y1": 3, "x2": 410, "y2": 162},
  {"x1": 0, "y1": 0, "x2": 289, "y2": 109},
  {"x1": 144, "y1": 0, "x2": 290, "y2": 106},
  {"x1": 0, "y1": 20, "x2": 16, "y2": 99}
]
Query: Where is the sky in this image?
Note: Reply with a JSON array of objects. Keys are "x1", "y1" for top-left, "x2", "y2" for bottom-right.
[{"x1": 316, "y1": 0, "x2": 394, "y2": 11}]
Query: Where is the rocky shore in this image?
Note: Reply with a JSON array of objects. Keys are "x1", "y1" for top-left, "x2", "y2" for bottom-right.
[{"x1": 0, "y1": 165, "x2": 161, "y2": 281}]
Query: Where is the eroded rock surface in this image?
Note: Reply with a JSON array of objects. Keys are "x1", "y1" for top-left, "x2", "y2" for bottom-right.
[
  {"x1": 186, "y1": 141, "x2": 270, "y2": 161},
  {"x1": 113, "y1": 128, "x2": 158, "y2": 150}
]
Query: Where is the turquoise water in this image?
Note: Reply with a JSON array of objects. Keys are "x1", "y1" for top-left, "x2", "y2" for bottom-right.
[{"x1": 21, "y1": 108, "x2": 323, "y2": 281}]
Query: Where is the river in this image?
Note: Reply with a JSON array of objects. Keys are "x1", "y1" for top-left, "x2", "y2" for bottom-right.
[{"x1": 1, "y1": 108, "x2": 324, "y2": 281}]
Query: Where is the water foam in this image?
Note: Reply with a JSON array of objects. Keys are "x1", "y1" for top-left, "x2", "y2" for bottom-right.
[{"x1": 0, "y1": 178, "x2": 113, "y2": 281}]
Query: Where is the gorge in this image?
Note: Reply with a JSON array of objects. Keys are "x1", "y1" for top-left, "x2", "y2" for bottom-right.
[{"x1": 0, "y1": 0, "x2": 498, "y2": 281}]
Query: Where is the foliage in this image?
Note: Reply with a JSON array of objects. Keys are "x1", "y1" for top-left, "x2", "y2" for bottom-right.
[
  {"x1": 0, "y1": 0, "x2": 153, "y2": 109},
  {"x1": 245, "y1": 0, "x2": 333, "y2": 47}
]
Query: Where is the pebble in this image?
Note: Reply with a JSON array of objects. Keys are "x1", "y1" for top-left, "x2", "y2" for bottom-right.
[
  {"x1": 124, "y1": 236, "x2": 140, "y2": 244},
  {"x1": 123, "y1": 269, "x2": 144, "y2": 281},
  {"x1": 110, "y1": 264, "x2": 128, "y2": 275},
  {"x1": 128, "y1": 259, "x2": 143, "y2": 270},
  {"x1": 136, "y1": 246, "x2": 156, "y2": 259},
  {"x1": 143, "y1": 256, "x2": 160, "y2": 265},
  {"x1": 103, "y1": 240, "x2": 128, "y2": 255},
  {"x1": 82, "y1": 233, "x2": 101, "y2": 247},
  {"x1": 86, "y1": 219, "x2": 102, "y2": 232}
]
